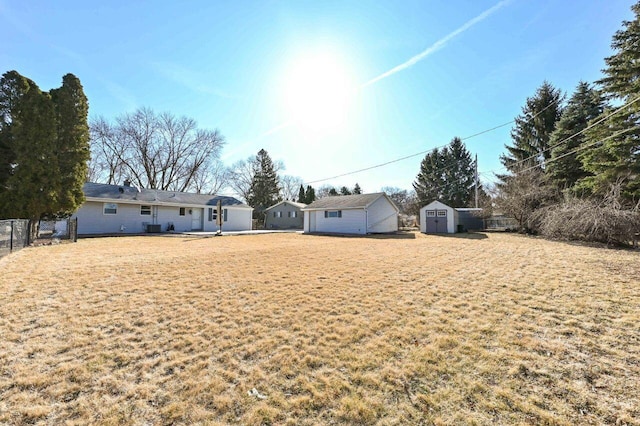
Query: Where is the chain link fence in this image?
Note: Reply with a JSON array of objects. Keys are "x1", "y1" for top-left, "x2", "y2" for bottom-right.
[
  {"x1": 0, "y1": 219, "x2": 30, "y2": 259},
  {"x1": 37, "y1": 218, "x2": 78, "y2": 242}
]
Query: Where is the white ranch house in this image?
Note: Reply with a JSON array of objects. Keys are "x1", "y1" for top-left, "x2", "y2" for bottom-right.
[
  {"x1": 73, "y1": 182, "x2": 253, "y2": 235},
  {"x1": 302, "y1": 193, "x2": 399, "y2": 235}
]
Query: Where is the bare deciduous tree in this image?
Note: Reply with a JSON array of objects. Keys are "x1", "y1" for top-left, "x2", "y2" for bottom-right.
[
  {"x1": 192, "y1": 159, "x2": 229, "y2": 194},
  {"x1": 227, "y1": 157, "x2": 255, "y2": 202},
  {"x1": 495, "y1": 168, "x2": 558, "y2": 231},
  {"x1": 280, "y1": 175, "x2": 303, "y2": 201},
  {"x1": 89, "y1": 108, "x2": 224, "y2": 191}
]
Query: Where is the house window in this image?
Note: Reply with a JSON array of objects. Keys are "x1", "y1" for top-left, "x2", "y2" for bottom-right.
[
  {"x1": 426, "y1": 210, "x2": 436, "y2": 217},
  {"x1": 289, "y1": 211, "x2": 298, "y2": 218},
  {"x1": 437, "y1": 210, "x2": 447, "y2": 217},
  {"x1": 140, "y1": 205, "x2": 152, "y2": 216},
  {"x1": 276, "y1": 211, "x2": 282, "y2": 218},
  {"x1": 103, "y1": 203, "x2": 117, "y2": 215},
  {"x1": 325, "y1": 210, "x2": 342, "y2": 218},
  {"x1": 179, "y1": 207, "x2": 185, "y2": 216},
  {"x1": 208, "y1": 208, "x2": 217, "y2": 221}
]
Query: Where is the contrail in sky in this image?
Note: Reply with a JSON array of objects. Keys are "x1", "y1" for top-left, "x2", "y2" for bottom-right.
[
  {"x1": 362, "y1": 0, "x2": 511, "y2": 88},
  {"x1": 258, "y1": 0, "x2": 510, "y2": 141}
]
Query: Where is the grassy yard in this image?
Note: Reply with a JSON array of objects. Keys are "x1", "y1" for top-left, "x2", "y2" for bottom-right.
[{"x1": 0, "y1": 232, "x2": 638, "y2": 425}]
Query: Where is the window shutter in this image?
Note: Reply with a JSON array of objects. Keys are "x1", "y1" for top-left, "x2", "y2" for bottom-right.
[
  {"x1": 224, "y1": 209, "x2": 228, "y2": 222},
  {"x1": 208, "y1": 208, "x2": 212, "y2": 221},
  {"x1": 324, "y1": 211, "x2": 328, "y2": 218},
  {"x1": 338, "y1": 210, "x2": 342, "y2": 218}
]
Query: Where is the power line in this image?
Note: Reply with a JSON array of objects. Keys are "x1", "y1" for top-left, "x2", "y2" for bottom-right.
[
  {"x1": 514, "y1": 127, "x2": 635, "y2": 175},
  {"x1": 303, "y1": 89, "x2": 566, "y2": 186},
  {"x1": 486, "y1": 93, "x2": 640, "y2": 175}
]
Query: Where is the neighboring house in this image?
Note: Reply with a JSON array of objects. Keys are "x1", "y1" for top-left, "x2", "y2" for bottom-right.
[
  {"x1": 420, "y1": 200, "x2": 484, "y2": 234},
  {"x1": 302, "y1": 193, "x2": 399, "y2": 235},
  {"x1": 73, "y1": 182, "x2": 253, "y2": 235},
  {"x1": 264, "y1": 200, "x2": 306, "y2": 229}
]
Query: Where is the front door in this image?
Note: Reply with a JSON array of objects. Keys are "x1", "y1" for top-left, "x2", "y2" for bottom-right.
[{"x1": 191, "y1": 208, "x2": 202, "y2": 231}]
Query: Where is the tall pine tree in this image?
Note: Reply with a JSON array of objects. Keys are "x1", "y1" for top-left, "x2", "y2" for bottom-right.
[
  {"x1": 0, "y1": 70, "x2": 90, "y2": 237},
  {"x1": 577, "y1": 2, "x2": 640, "y2": 202},
  {"x1": 413, "y1": 137, "x2": 475, "y2": 207},
  {"x1": 50, "y1": 73, "x2": 90, "y2": 216},
  {"x1": 246, "y1": 149, "x2": 281, "y2": 222},
  {"x1": 547, "y1": 82, "x2": 606, "y2": 190},
  {"x1": 6, "y1": 79, "x2": 59, "y2": 234},
  {"x1": 499, "y1": 81, "x2": 564, "y2": 176}
]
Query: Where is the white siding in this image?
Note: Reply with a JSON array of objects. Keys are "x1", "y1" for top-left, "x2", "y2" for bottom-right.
[
  {"x1": 307, "y1": 209, "x2": 367, "y2": 234},
  {"x1": 366, "y1": 196, "x2": 398, "y2": 233},
  {"x1": 207, "y1": 207, "x2": 253, "y2": 232},
  {"x1": 419, "y1": 201, "x2": 458, "y2": 233},
  {"x1": 74, "y1": 201, "x2": 253, "y2": 234},
  {"x1": 75, "y1": 201, "x2": 150, "y2": 234}
]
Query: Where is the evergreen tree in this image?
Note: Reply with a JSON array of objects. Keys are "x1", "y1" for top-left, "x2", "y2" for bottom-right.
[
  {"x1": 328, "y1": 187, "x2": 338, "y2": 196},
  {"x1": 50, "y1": 73, "x2": 90, "y2": 216},
  {"x1": 499, "y1": 81, "x2": 564, "y2": 175},
  {"x1": 6, "y1": 79, "x2": 59, "y2": 236},
  {"x1": 246, "y1": 149, "x2": 281, "y2": 222},
  {"x1": 547, "y1": 82, "x2": 605, "y2": 190},
  {"x1": 413, "y1": 138, "x2": 475, "y2": 207},
  {"x1": 298, "y1": 184, "x2": 305, "y2": 203},
  {"x1": 340, "y1": 186, "x2": 351, "y2": 195},
  {"x1": 577, "y1": 2, "x2": 640, "y2": 202},
  {"x1": 305, "y1": 185, "x2": 315, "y2": 203},
  {"x1": 442, "y1": 137, "x2": 475, "y2": 206},
  {"x1": 353, "y1": 183, "x2": 362, "y2": 194},
  {"x1": 0, "y1": 71, "x2": 33, "y2": 213}
]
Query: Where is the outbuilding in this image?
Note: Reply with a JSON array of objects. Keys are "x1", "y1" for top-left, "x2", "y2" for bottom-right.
[
  {"x1": 420, "y1": 201, "x2": 484, "y2": 234},
  {"x1": 303, "y1": 193, "x2": 399, "y2": 235},
  {"x1": 264, "y1": 200, "x2": 306, "y2": 229}
]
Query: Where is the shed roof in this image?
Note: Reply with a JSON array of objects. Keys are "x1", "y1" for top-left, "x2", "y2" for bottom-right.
[
  {"x1": 303, "y1": 193, "x2": 396, "y2": 211},
  {"x1": 83, "y1": 182, "x2": 250, "y2": 208}
]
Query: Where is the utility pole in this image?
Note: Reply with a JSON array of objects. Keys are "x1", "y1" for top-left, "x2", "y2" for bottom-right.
[{"x1": 475, "y1": 154, "x2": 479, "y2": 208}]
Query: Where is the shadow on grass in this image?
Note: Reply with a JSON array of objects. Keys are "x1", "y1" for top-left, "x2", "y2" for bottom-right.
[
  {"x1": 306, "y1": 231, "x2": 417, "y2": 240},
  {"x1": 426, "y1": 232, "x2": 489, "y2": 240}
]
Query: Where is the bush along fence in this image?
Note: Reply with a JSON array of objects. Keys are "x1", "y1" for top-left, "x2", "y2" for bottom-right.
[{"x1": 0, "y1": 219, "x2": 30, "y2": 258}]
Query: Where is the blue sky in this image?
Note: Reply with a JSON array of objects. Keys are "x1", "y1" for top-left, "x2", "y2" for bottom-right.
[{"x1": 0, "y1": 0, "x2": 636, "y2": 195}]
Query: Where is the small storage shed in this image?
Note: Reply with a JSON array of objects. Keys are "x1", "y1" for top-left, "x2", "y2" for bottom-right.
[
  {"x1": 420, "y1": 201, "x2": 458, "y2": 234},
  {"x1": 264, "y1": 200, "x2": 306, "y2": 229},
  {"x1": 420, "y1": 201, "x2": 485, "y2": 233},
  {"x1": 303, "y1": 193, "x2": 399, "y2": 235}
]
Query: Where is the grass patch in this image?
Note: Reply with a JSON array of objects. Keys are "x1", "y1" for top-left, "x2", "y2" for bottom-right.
[{"x1": 0, "y1": 232, "x2": 639, "y2": 424}]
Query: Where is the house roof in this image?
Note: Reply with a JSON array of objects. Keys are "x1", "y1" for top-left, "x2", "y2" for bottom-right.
[
  {"x1": 303, "y1": 193, "x2": 396, "y2": 211},
  {"x1": 264, "y1": 200, "x2": 307, "y2": 211},
  {"x1": 83, "y1": 182, "x2": 251, "y2": 208}
]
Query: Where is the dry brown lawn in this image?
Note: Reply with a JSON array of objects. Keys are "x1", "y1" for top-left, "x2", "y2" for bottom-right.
[{"x1": 0, "y1": 231, "x2": 639, "y2": 425}]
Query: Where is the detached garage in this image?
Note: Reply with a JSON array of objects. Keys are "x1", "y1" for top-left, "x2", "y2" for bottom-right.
[{"x1": 303, "y1": 193, "x2": 399, "y2": 235}]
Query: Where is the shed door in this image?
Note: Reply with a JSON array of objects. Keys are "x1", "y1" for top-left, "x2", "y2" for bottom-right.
[{"x1": 425, "y1": 209, "x2": 447, "y2": 233}]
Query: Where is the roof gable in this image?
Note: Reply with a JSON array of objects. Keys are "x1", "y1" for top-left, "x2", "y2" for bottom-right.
[
  {"x1": 264, "y1": 200, "x2": 307, "y2": 211},
  {"x1": 303, "y1": 193, "x2": 395, "y2": 210},
  {"x1": 82, "y1": 182, "x2": 250, "y2": 208}
]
